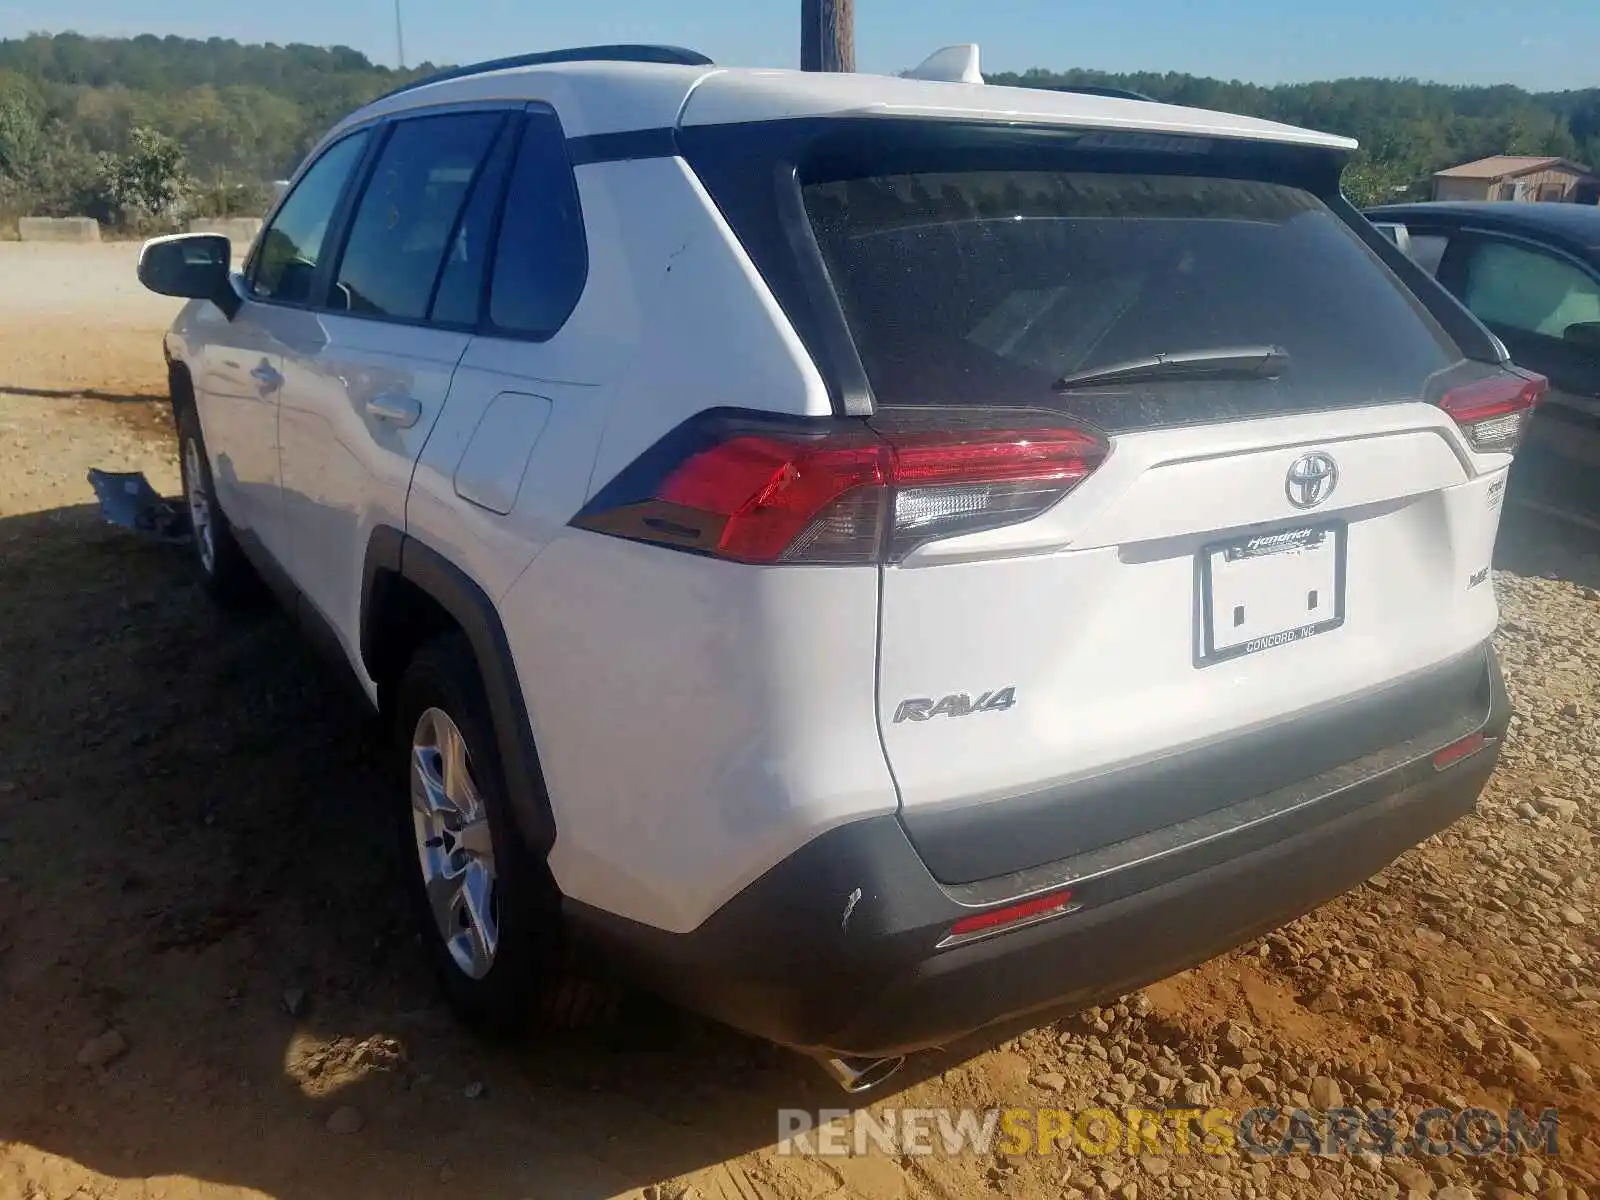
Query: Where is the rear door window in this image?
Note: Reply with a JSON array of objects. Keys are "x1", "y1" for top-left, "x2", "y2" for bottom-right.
[
  {"x1": 429, "y1": 123, "x2": 517, "y2": 327},
  {"x1": 332, "y1": 111, "x2": 506, "y2": 322},
  {"x1": 804, "y1": 171, "x2": 1460, "y2": 429}
]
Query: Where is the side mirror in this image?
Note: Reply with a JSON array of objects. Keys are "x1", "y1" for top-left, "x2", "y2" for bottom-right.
[
  {"x1": 1563, "y1": 321, "x2": 1600, "y2": 352},
  {"x1": 137, "y1": 233, "x2": 239, "y2": 319}
]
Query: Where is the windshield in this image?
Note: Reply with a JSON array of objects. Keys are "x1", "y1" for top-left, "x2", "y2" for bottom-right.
[{"x1": 803, "y1": 170, "x2": 1460, "y2": 429}]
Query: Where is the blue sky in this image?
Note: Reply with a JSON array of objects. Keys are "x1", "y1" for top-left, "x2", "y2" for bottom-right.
[{"x1": 0, "y1": 0, "x2": 1595, "y2": 91}]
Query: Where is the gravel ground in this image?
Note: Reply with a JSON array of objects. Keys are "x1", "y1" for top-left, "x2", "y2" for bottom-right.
[{"x1": 0, "y1": 242, "x2": 1597, "y2": 1200}]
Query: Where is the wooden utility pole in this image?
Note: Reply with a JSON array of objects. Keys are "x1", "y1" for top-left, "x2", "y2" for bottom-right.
[{"x1": 801, "y1": 0, "x2": 855, "y2": 72}]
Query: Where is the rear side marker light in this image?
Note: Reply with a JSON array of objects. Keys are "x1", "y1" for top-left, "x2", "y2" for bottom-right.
[
  {"x1": 1441, "y1": 373, "x2": 1547, "y2": 454},
  {"x1": 1433, "y1": 731, "x2": 1488, "y2": 771},
  {"x1": 939, "y1": 889, "x2": 1080, "y2": 948},
  {"x1": 574, "y1": 418, "x2": 1107, "y2": 565}
]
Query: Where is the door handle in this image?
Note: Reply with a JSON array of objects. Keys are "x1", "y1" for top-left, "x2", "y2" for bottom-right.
[
  {"x1": 365, "y1": 394, "x2": 422, "y2": 429},
  {"x1": 250, "y1": 362, "x2": 283, "y2": 390}
]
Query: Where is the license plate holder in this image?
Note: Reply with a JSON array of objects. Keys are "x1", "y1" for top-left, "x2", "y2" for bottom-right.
[{"x1": 1197, "y1": 521, "x2": 1346, "y2": 665}]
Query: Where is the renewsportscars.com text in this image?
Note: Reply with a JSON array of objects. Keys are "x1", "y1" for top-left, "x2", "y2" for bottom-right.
[{"x1": 777, "y1": 1105, "x2": 1561, "y2": 1160}]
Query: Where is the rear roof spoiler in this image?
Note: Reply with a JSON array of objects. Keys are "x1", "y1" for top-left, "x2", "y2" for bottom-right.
[
  {"x1": 375, "y1": 45, "x2": 714, "y2": 103},
  {"x1": 1047, "y1": 83, "x2": 1157, "y2": 103}
]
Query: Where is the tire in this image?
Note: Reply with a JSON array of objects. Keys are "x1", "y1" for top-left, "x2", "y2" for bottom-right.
[
  {"x1": 174, "y1": 401, "x2": 260, "y2": 607},
  {"x1": 393, "y1": 632, "x2": 584, "y2": 1034}
]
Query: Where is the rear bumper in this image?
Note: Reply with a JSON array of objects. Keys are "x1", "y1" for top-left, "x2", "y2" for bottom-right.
[{"x1": 569, "y1": 642, "x2": 1509, "y2": 1058}]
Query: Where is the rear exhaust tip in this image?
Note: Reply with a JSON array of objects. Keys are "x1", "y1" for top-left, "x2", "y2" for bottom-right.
[{"x1": 818, "y1": 1054, "x2": 906, "y2": 1094}]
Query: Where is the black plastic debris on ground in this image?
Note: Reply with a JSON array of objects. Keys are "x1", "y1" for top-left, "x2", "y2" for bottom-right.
[{"x1": 87, "y1": 469, "x2": 191, "y2": 546}]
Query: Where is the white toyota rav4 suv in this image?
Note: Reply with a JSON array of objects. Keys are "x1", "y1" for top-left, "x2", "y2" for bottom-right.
[{"x1": 138, "y1": 44, "x2": 1531, "y2": 1090}]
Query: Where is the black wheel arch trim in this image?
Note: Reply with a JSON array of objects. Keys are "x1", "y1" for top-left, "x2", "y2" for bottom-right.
[
  {"x1": 166, "y1": 356, "x2": 197, "y2": 428},
  {"x1": 361, "y1": 526, "x2": 557, "y2": 858}
]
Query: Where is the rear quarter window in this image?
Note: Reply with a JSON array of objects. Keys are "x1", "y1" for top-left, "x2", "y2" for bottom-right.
[
  {"x1": 804, "y1": 170, "x2": 1460, "y2": 429},
  {"x1": 487, "y1": 109, "x2": 588, "y2": 339}
]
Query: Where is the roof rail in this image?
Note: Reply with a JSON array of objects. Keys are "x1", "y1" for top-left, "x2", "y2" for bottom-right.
[
  {"x1": 1047, "y1": 84, "x2": 1156, "y2": 103},
  {"x1": 375, "y1": 45, "x2": 714, "y2": 103}
]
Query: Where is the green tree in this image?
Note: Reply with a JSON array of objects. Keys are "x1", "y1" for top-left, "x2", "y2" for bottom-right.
[
  {"x1": 91, "y1": 124, "x2": 192, "y2": 227},
  {"x1": 988, "y1": 69, "x2": 1600, "y2": 197},
  {"x1": 1340, "y1": 156, "x2": 1416, "y2": 206},
  {"x1": 0, "y1": 69, "x2": 44, "y2": 179},
  {"x1": 2, "y1": 32, "x2": 1598, "y2": 225}
]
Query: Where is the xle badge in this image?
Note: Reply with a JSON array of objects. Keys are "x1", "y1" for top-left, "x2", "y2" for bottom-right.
[{"x1": 893, "y1": 688, "x2": 1017, "y2": 723}]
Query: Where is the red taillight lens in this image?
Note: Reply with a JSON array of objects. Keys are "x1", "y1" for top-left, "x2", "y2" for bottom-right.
[
  {"x1": 1440, "y1": 373, "x2": 1546, "y2": 454},
  {"x1": 657, "y1": 434, "x2": 888, "y2": 563},
  {"x1": 890, "y1": 432, "x2": 1103, "y2": 486},
  {"x1": 576, "y1": 418, "x2": 1106, "y2": 565},
  {"x1": 941, "y1": 889, "x2": 1078, "y2": 947}
]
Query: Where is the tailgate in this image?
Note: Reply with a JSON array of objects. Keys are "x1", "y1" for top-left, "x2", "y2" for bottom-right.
[
  {"x1": 877, "y1": 407, "x2": 1502, "y2": 884},
  {"x1": 798, "y1": 153, "x2": 1509, "y2": 885}
]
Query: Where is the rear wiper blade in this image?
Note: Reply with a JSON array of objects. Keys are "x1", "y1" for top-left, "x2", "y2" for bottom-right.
[{"x1": 1053, "y1": 345, "x2": 1290, "y2": 391}]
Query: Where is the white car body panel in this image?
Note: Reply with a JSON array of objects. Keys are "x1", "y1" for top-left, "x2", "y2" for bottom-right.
[
  {"x1": 276, "y1": 316, "x2": 470, "y2": 691},
  {"x1": 501, "y1": 537, "x2": 896, "y2": 933},
  {"x1": 581, "y1": 157, "x2": 834, "y2": 489},
  {"x1": 876, "y1": 418, "x2": 1504, "y2": 827},
  {"x1": 679, "y1": 71, "x2": 1358, "y2": 151},
  {"x1": 405, "y1": 361, "x2": 606, "y2": 608},
  {"x1": 450, "y1": 390, "x2": 555, "y2": 515},
  {"x1": 184, "y1": 297, "x2": 286, "y2": 551}
]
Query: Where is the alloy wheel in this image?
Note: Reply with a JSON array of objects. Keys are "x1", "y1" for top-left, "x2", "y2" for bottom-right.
[
  {"x1": 183, "y1": 437, "x2": 215, "y2": 574},
  {"x1": 410, "y1": 707, "x2": 500, "y2": 979}
]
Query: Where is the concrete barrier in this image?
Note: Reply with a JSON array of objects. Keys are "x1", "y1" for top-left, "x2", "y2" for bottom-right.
[
  {"x1": 18, "y1": 216, "x2": 101, "y2": 243},
  {"x1": 186, "y1": 217, "x2": 262, "y2": 244}
]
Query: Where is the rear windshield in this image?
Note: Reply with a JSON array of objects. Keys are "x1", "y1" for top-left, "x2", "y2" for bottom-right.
[{"x1": 803, "y1": 171, "x2": 1460, "y2": 428}]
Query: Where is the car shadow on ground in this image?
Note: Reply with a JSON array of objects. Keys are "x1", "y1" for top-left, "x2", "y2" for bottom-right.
[
  {"x1": 0, "y1": 383, "x2": 163, "y2": 405},
  {"x1": 0, "y1": 502, "x2": 1002, "y2": 1200}
]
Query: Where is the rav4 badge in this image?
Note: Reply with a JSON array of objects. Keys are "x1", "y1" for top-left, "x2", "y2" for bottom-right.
[{"x1": 893, "y1": 688, "x2": 1017, "y2": 723}]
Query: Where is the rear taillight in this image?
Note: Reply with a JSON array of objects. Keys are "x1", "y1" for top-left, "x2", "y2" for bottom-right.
[
  {"x1": 884, "y1": 431, "x2": 1104, "y2": 559},
  {"x1": 574, "y1": 416, "x2": 1106, "y2": 565},
  {"x1": 657, "y1": 433, "x2": 888, "y2": 564},
  {"x1": 1441, "y1": 372, "x2": 1547, "y2": 454}
]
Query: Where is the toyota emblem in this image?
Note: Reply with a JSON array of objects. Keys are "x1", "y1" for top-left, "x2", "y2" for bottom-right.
[{"x1": 1285, "y1": 452, "x2": 1338, "y2": 509}]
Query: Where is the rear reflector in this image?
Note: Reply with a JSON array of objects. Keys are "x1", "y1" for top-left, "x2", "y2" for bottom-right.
[
  {"x1": 940, "y1": 889, "x2": 1079, "y2": 947},
  {"x1": 575, "y1": 417, "x2": 1106, "y2": 565},
  {"x1": 1441, "y1": 373, "x2": 1547, "y2": 454},
  {"x1": 1433, "y1": 731, "x2": 1488, "y2": 771}
]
